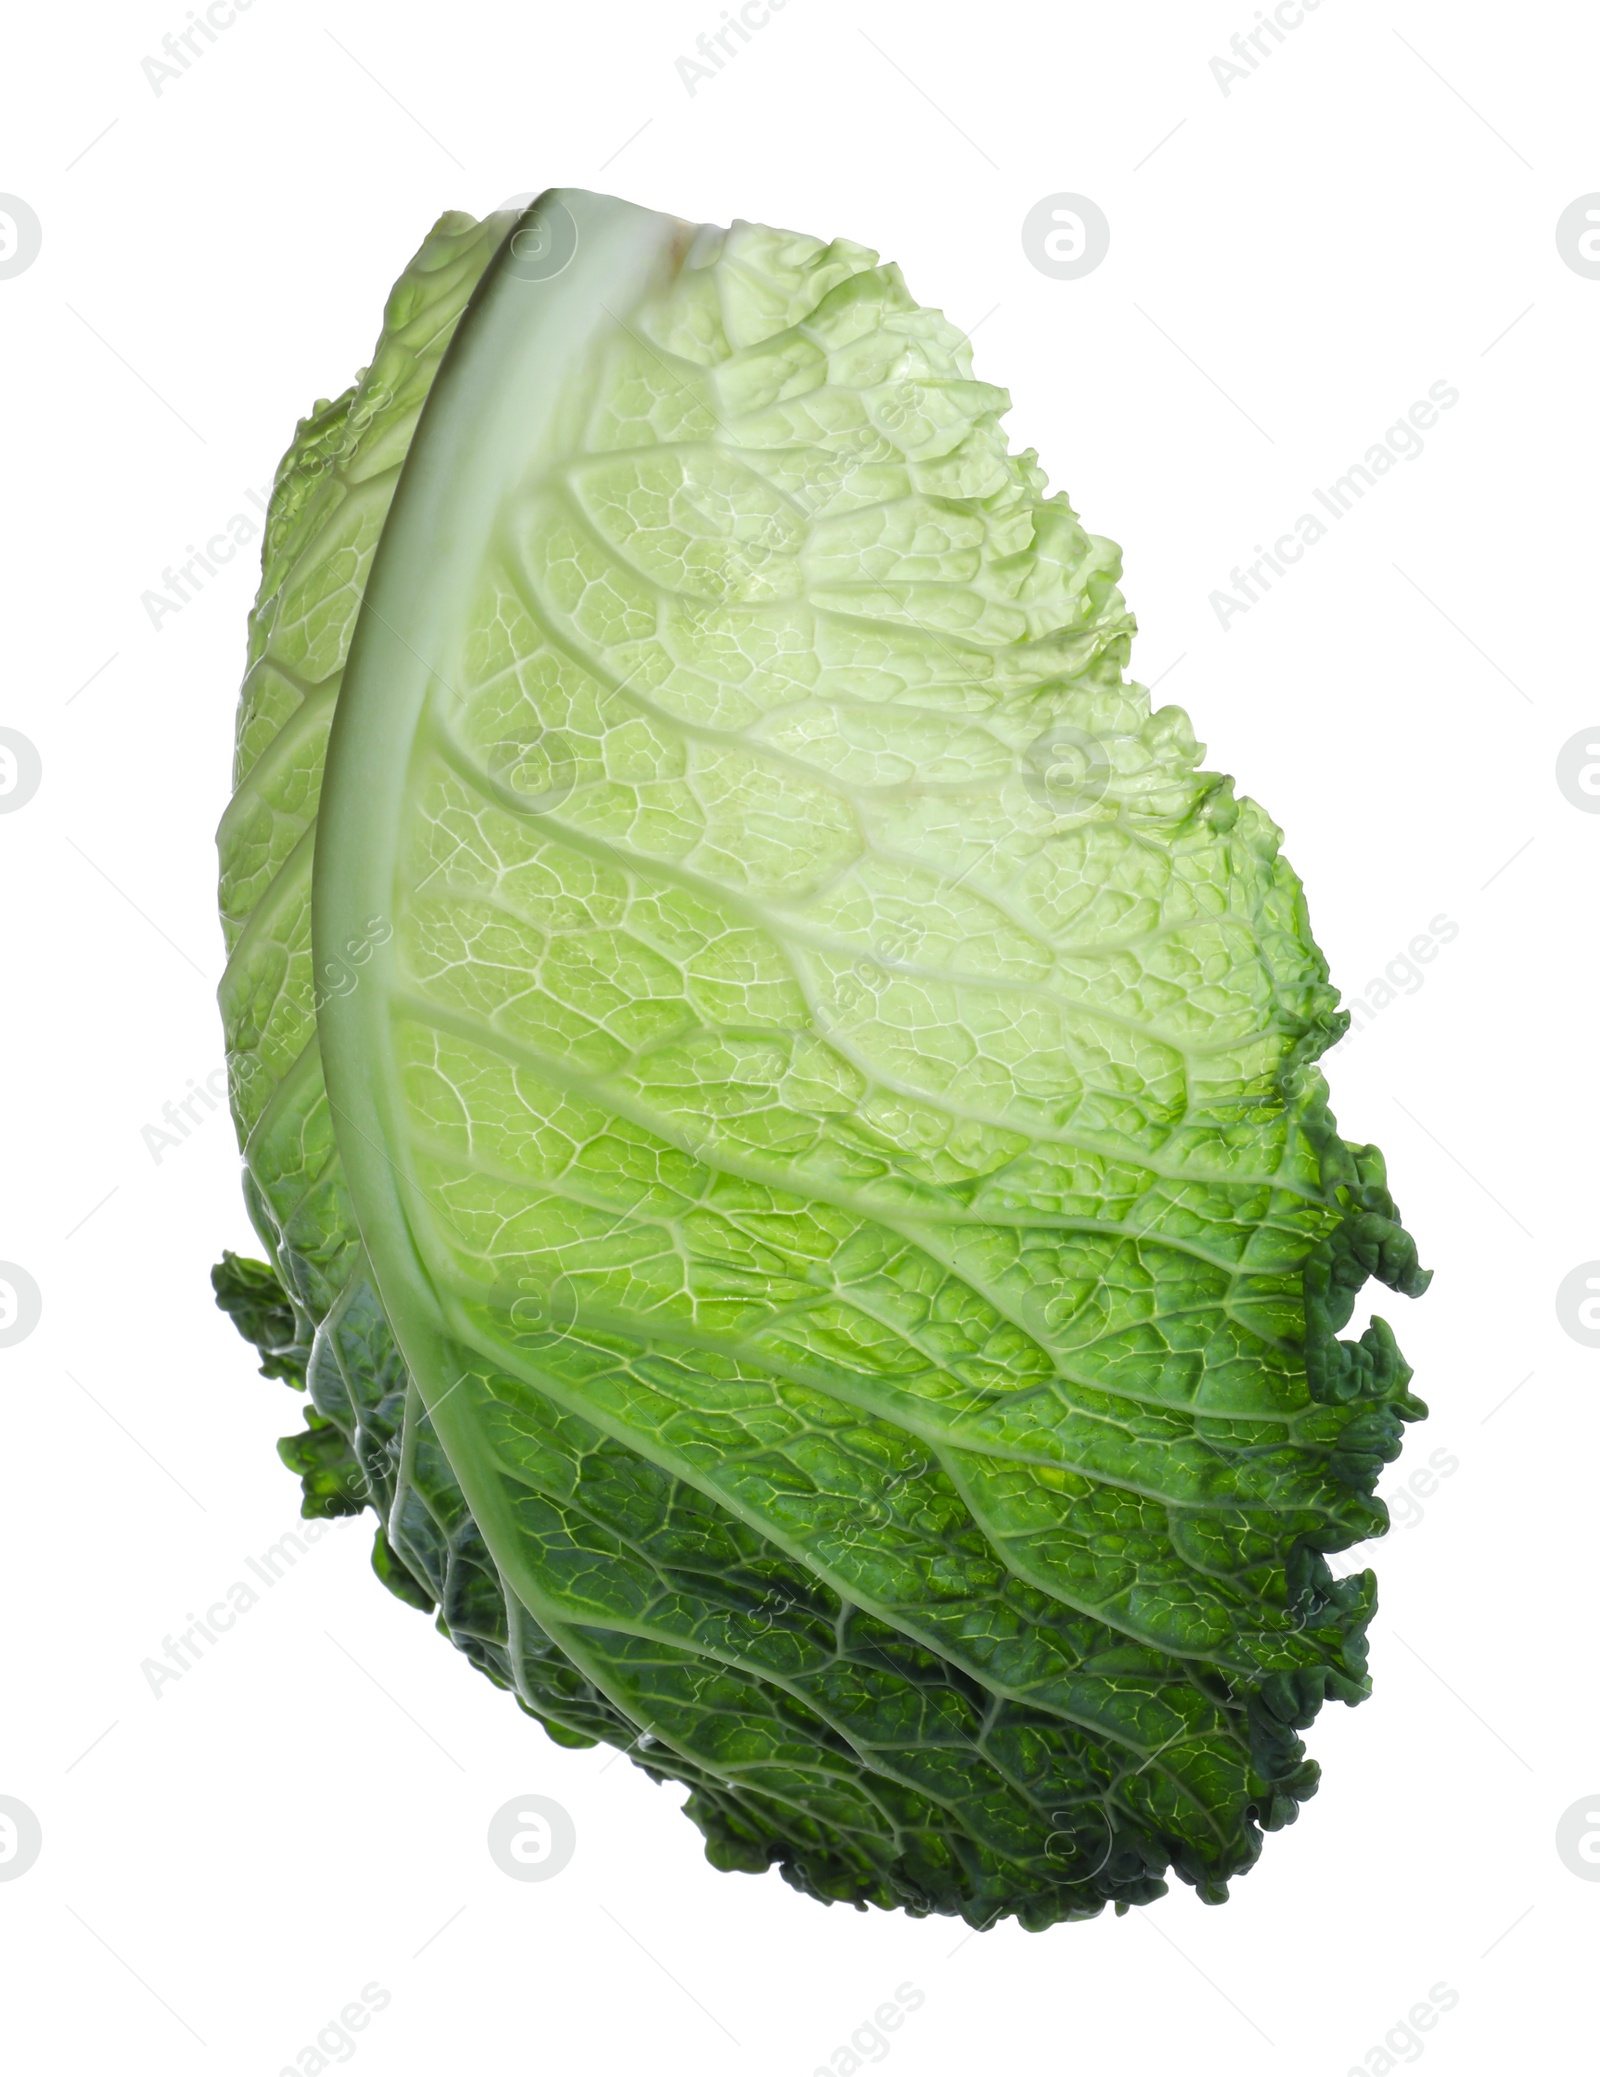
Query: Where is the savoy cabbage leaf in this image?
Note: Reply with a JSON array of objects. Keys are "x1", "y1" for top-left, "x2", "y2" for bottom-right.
[{"x1": 215, "y1": 188, "x2": 1428, "y2": 1930}]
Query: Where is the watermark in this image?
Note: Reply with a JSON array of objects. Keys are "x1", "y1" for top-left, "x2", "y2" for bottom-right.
[
  {"x1": 694, "y1": 389, "x2": 942, "y2": 608},
  {"x1": 696, "y1": 446, "x2": 854, "y2": 603},
  {"x1": 142, "y1": 483, "x2": 273, "y2": 631},
  {"x1": 1021, "y1": 193, "x2": 1110, "y2": 280},
  {"x1": 811, "y1": 1984, "x2": 925, "y2": 2074},
  {"x1": 1380, "y1": 1445, "x2": 1458, "y2": 1531},
  {"x1": 141, "y1": 1521, "x2": 329, "y2": 1698},
  {"x1": 1211, "y1": 1, "x2": 1325, "y2": 97},
  {"x1": 1556, "y1": 1795, "x2": 1600, "y2": 1879},
  {"x1": 156, "y1": 945, "x2": 382, "y2": 1158},
  {"x1": 492, "y1": 192, "x2": 580, "y2": 286},
  {"x1": 142, "y1": 1067, "x2": 231, "y2": 1164},
  {"x1": 509, "y1": 1271, "x2": 578, "y2": 1351},
  {"x1": 0, "y1": 1263, "x2": 42, "y2": 1348},
  {"x1": 748, "y1": 1584, "x2": 804, "y2": 1641},
  {"x1": 1555, "y1": 195, "x2": 1600, "y2": 279},
  {"x1": 1555, "y1": 1262, "x2": 1600, "y2": 1348},
  {"x1": 275, "y1": 1983, "x2": 392, "y2": 2074},
  {"x1": 0, "y1": 195, "x2": 42, "y2": 281},
  {"x1": 677, "y1": 1, "x2": 790, "y2": 96},
  {"x1": 313, "y1": 913, "x2": 393, "y2": 1018},
  {"x1": 0, "y1": 729, "x2": 42, "y2": 813},
  {"x1": 487, "y1": 1794, "x2": 576, "y2": 1881},
  {"x1": 831, "y1": 949, "x2": 898, "y2": 1025},
  {"x1": 504, "y1": 199, "x2": 578, "y2": 283},
  {"x1": 1022, "y1": 725, "x2": 1111, "y2": 812},
  {"x1": 1330, "y1": 914, "x2": 1458, "y2": 1051},
  {"x1": 283, "y1": 384, "x2": 394, "y2": 489},
  {"x1": 1342, "y1": 1983, "x2": 1458, "y2": 2072},
  {"x1": 857, "y1": 1458, "x2": 932, "y2": 1535},
  {"x1": 1555, "y1": 726, "x2": 1600, "y2": 811},
  {"x1": 142, "y1": 2, "x2": 257, "y2": 97},
  {"x1": 1209, "y1": 382, "x2": 1459, "y2": 631},
  {"x1": 485, "y1": 726, "x2": 579, "y2": 810},
  {"x1": 0, "y1": 1797, "x2": 42, "y2": 1881}
]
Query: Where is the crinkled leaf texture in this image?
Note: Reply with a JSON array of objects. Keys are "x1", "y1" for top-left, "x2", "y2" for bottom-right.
[{"x1": 215, "y1": 189, "x2": 1429, "y2": 1930}]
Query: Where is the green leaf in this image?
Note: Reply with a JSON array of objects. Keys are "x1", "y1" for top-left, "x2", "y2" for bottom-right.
[
  {"x1": 216, "y1": 189, "x2": 1429, "y2": 1930},
  {"x1": 212, "y1": 1250, "x2": 305, "y2": 1387},
  {"x1": 370, "y1": 1523, "x2": 438, "y2": 1612}
]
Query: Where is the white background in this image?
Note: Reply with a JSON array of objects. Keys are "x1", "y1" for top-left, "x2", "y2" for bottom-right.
[{"x1": 3, "y1": 2, "x2": 1595, "y2": 2071}]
